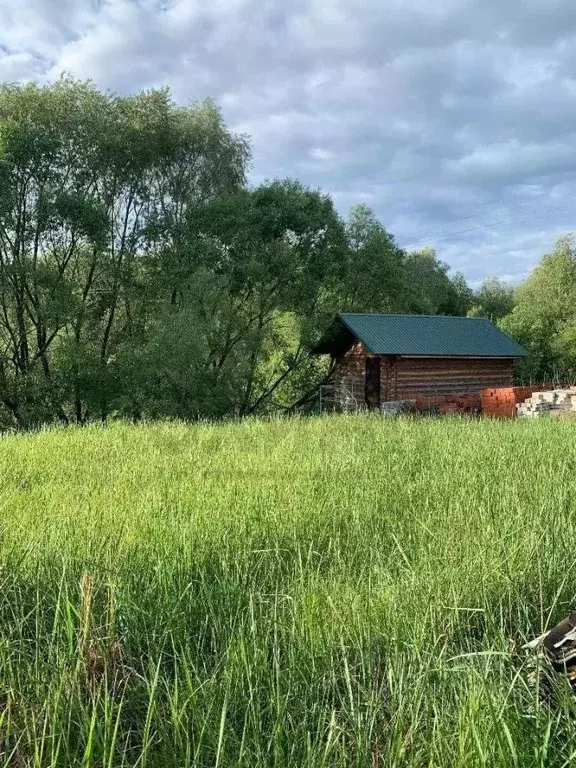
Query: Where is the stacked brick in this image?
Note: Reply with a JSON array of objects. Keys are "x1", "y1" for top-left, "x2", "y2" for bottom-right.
[
  {"x1": 384, "y1": 386, "x2": 564, "y2": 418},
  {"x1": 480, "y1": 386, "x2": 536, "y2": 418},
  {"x1": 517, "y1": 389, "x2": 576, "y2": 418},
  {"x1": 480, "y1": 385, "x2": 556, "y2": 418}
]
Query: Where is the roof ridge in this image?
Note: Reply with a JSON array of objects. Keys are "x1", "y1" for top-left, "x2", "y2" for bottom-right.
[
  {"x1": 338, "y1": 312, "x2": 486, "y2": 320},
  {"x1": 330, "y1": 312, "x2": 527, "y2": 357}
]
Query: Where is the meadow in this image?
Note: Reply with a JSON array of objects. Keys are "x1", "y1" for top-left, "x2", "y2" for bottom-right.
[{"x1": 1, "y1": 415, "x2": 576, "y2": 766}]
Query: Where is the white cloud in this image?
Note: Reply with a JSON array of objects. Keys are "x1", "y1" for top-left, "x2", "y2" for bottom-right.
[
  {"x1": 1, "y1": 0, "x2": 576, "y2": 281},
  {"x1": 309, "y1": 148, "x2": 334, "y2": 161}
]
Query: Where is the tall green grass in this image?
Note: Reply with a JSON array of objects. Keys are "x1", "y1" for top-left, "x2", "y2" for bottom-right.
[{"x1": 1, "y1": 415, "x2": 576, "y2": 766}]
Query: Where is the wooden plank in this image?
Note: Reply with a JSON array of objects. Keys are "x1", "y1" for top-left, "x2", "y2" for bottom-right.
[
  {"x1": 332, "y1": 347, "x2": 516, "y2": 407},
  {"x1": 398, "y1": 358, "x2": 513, "y2": 370}
]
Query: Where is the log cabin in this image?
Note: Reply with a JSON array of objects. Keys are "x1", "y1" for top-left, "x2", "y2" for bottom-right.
[{"x1": 312, "y1": 313, "x2": 527, "y2": 410}]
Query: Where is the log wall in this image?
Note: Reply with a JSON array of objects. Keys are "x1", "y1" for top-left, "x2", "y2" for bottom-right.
[
  {"x1": 333, "y1": 342, "x2": 367, "y2": 405},
  {"x1": 395, "y1": 357, "x2": 514, "y2": 399},
  {"x1": 333, "y1": 343, "x2": 515, "y2": 407}
]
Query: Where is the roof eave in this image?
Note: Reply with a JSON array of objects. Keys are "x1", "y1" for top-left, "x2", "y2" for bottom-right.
[
  {"x1": 395, "y1": 353, "x2": 527, "y2": 359},
  {"x1": 314, "y1": 313, "x2": 529, "y2": 358}
]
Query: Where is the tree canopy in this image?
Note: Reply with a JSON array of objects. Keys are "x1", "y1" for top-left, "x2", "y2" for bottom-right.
[
  {"x1": 500, "y1": 236, "x2": 576, "y2": 383},
  {"x1": 1, "y1": 77, "x2": 568, "y2": 428},
  {"x1": 468, "y1": 277, "x2": 514, "y2": 322}
]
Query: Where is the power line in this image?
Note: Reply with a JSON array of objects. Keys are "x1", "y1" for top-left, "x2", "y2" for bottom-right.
[
  {"x1": 406, "y1": 200, "x2": 533, "y2": 239},
  {"x1": 375, "y1": 164, "x2": 576, "y2": 191},
  {"x1": 398, "y1": 170, "x2": 576, "y2": 240},
  {"x1": 402, "y1": 204, "x2": 573, "y2": 250}
]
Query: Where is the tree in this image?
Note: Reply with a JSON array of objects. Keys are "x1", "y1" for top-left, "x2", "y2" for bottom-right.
[
  {"x1": 0, "y1": 77, "x2": 249, "y2": 428},
  {"x1": 448, "y1": 272, "x2": 474, "y2": 316},
  {"x1": 500, "y1": 235, "x2": 576, "y2": 383},
  {"x1": 403, "y1": 248, "x2": 471, "y2": 315},
  {"x1": 142, "y1": 179, "x2": 347, "y2": 417},
  {"x1": 468, "y1": 277, "x2": 514, "y2": 322},
  {"x1": 341, "y1": 204, "x2": 407, "y2": 312}
]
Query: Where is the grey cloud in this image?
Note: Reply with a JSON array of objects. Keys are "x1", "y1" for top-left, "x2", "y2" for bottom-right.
[{"x1": 1, "y1": 0, "x2": 576, "y2": 281}]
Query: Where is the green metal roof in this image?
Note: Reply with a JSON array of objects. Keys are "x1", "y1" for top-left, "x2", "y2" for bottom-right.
[{"x1": 316, "y1": 313, "x2": 527, "y2": 357}]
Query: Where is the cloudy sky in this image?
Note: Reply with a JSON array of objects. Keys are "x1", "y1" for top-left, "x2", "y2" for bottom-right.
[{"x1": 1, "y1": 0, "x2": 575, "y2": 283}]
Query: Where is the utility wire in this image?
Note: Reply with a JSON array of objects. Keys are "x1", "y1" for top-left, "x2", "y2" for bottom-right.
[
  {"x1": 407, "y1": 200, "x2": 534, "y2": 238},
  {"x1": 380, "y1": 168, "x2": 576, "y2": 244},
  {"x1": 399, "y1": 172, "x2": 576, "y2": 239},
  {"x1": 375, "y1": 164, "x2": 576, "y2": 191},
  {"x1": 402, "y1": 204, "x2": 573, "y2": 250}
]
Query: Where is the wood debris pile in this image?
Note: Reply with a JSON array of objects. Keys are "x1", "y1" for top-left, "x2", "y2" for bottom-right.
[{"x1": 524, "y1": 612, "x2": 576, "y2": 703}]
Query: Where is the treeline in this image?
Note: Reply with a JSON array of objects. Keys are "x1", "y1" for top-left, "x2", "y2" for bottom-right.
[
  {"x1": 0, "y1": 78, "x2": 472, "y2": 428},
  {"x1": 498, "y1": 236, "x2": 576, "y2": 384},
  {"x1": 460, "y1": 237, "x2": 576, "y2": 385},
  {"x1": 0, "y1": 78, "x2": 569, "y2": 429}
]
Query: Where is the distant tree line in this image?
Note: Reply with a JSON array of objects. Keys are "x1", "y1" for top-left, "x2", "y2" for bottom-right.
[{"x1": 0, "y1": 78, "x2": 569, "y2": 428}]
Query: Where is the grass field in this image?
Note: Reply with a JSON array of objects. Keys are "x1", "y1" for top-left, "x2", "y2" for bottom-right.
[{"x1": 2, "y1": 415, "x2": 576, "y2": 767}]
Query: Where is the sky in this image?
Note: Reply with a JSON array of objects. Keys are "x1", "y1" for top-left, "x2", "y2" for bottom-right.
[{"x1": 0, "y1": 0, "x2": 575, "y2": 284}]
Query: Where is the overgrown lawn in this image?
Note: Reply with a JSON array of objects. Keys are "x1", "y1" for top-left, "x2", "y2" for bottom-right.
[{"x1": 1, "y1": 416, "x2": 575, "y2": 767}]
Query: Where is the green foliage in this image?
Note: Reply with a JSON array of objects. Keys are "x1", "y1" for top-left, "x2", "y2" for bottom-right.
[
  {"x1": 469, "y1": 277, "x2": 514, "y2": 322},
  {"x1": 139, "y1": 180, "x2": 348, "y2": 417},
  {"x1": 342, "y1": 203, "x2": 407, "y2": 311},
  {"x1": 1, "y1": 417, "x2": 576, "y2": 766},
  {"x1": 403, "y1": 248, "x2": 471, "y2": 315},
  {"x1": 0, "y1": 77, "x2": 250, "y2": 427},
  {"x1": 0, "y1": 77, "x2": 479, "y2": 428},
  {"x1": 450, "y1": 271, "x2": 475, "y2": 316},
  {"x1": 501, "y1": 236, "x2": 576, "y2": 382}
]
